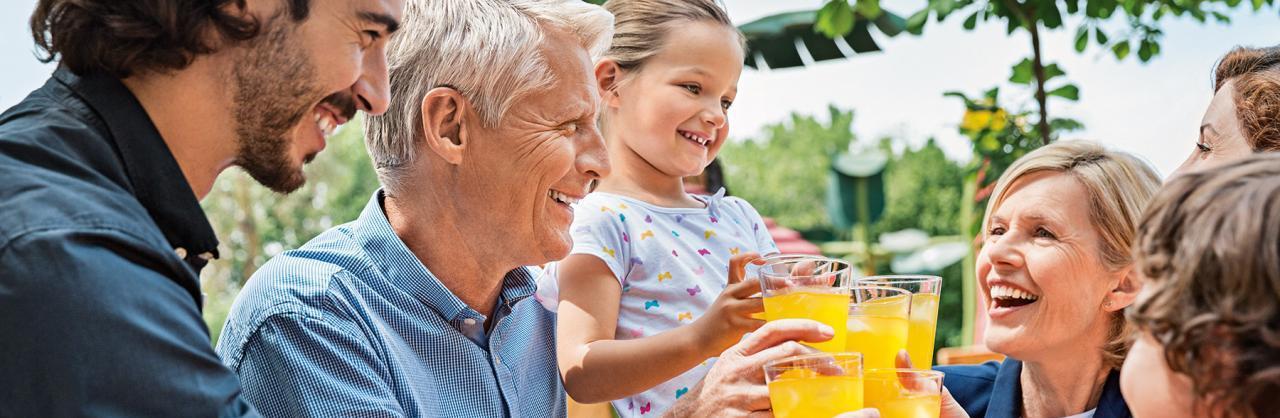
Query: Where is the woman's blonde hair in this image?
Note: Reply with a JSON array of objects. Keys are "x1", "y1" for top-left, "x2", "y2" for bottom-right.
[{"x1": 982, "y1": 140, "x2": 1162, "y2": 369}]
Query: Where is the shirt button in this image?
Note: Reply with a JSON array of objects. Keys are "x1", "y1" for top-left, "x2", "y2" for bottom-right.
[
  {"x1": 197, "y1": 252, "x2": 214, "y2": 261},
  {"x1": 174, "y1": 247, "x2": 188, "y2": 259},
  {"x1": 463, "y1": 318, "x2": 477, "y2": 326}
]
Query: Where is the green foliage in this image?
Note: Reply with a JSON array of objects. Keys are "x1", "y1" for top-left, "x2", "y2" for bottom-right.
[
  {"x1": 817, "y1": 0, "x2": 1271, "y2": 146},
  {"x1": 719, "y1": 105, "x2": 855, "y2": 234},
  {"x1": 871, "y1": 139, "x2": 965, "y2": 238},
  {"x1": 817, "y1": 0, "x2": 859, "y2": 38},
  {"x1": 200, "y1": 118, "x2": 381, "y2": 344},
  {"x1": 720, "y1": 105, "x2": 968, "y2": 352}
]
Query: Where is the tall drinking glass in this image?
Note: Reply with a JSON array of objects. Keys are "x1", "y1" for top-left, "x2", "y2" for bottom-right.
[
  {"x1": 758, "y1": 256, "x2": 853, "y2": 352},
  {"x1": 856, "y1": 275, "x2": 943, "y2": 367},
  {"x1": 863, "y1": 369, "x2": 944, "y2": 418},
  {"x1": 765, "y1": 353, "x2": 864, "y2": 418},
  {"x1": 846, "y1": 286, "x2": 911, "y2": 370}
]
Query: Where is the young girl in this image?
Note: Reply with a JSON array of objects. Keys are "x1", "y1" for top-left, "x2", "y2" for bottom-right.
[{"x1": 535, "y1": 1, "x2": 779, "y2": 416}]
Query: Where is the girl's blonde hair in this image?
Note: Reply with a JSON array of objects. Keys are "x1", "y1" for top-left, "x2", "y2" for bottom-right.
[
  {"x1": 982, "y1": 140, "x2": 1161, "y2": 369},
  {"x1": 602, "y1": 0, "x2": 741, "y2": 73}
]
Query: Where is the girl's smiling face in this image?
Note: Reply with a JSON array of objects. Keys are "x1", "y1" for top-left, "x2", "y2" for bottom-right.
[{"x1": 600, "y1": 20, "x2": 744, "y2": 178}]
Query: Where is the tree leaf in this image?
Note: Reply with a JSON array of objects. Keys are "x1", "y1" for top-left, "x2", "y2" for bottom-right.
[
  {"x1": 1043, "y1": 63, "x2": 1066, "y2": 81},
  {"x1": 1040, "y1": 0, "x2": 1064, "y2": 28},
  {"x1": 1048, "y1": 84, "x2": 1081, "y2": 101},
  {"x1": 1074, "y1": 26, "x2": 1089, "y2": 52},
  {"x1": 1066, "y1": 0, "x2": 1081, "y2": 14},
  {"x1": 1086, "y1": 0, "x2": 1102, "y2": 17},
  {"x1": 983, "y1": 87, "x2": 1001, "y2": 101},
  {"x1": 1252, "y1": 0, "x2": 1265, "y2": 10},
  {"x1": 935, "y1": 0, "x2": 958, "y2": 20},
  {"x1": 1009, "y1": 58, "x2": 1035, "y2": 84},
  {"x1": 1095, "y1": 27, "x2": 1109, "y2": 45},
  {"x1": 817, "y1": 0, "x2": 857, "y2": 37},
  {"x1": 1112, "y1": 41, "x2": 1131, "y2": 60},
  {"x1": 963, "y1": 10, "x2": 980, "y2": 29},
  {"x1": 1137, "y1": 40, "x2": 1153, "y2": 61},
  {"x1": 906, "y1": 8, "x2": 931, "y2": 34},
  {"x1": 1211, "y1": 11, "x2": 1231, "y2": 22},
  {"x1": 943, "y1": 91, "x2": 975, "y2": 107},
  {"x1": 856, "y1": 0, "x2": 884, "y2": 19}
]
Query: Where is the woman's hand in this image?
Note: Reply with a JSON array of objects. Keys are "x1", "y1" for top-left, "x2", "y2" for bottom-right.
[
  {"x1": 894, "y1": 350, "x2": 970, "y2": 418},
  {"x1": 690, "y1": 252, "x2": 766, "y2": 355}
]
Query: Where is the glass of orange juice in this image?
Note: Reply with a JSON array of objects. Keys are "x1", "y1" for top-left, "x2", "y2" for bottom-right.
[
  {"x1": 758, "y1": 256, "x2": 853, "y2": 352},
  {"x1": 856, "y1": 275, "x2": 942, "y2": 367},
  {"x1": 846, "y1": 286, "x2": 911, "y2": 371},
  {"x1": 863, "y1": 369, "x2": 944, "y2": 418},
  {"x1": 765, "y1": 353, "x2": 864, "y2": 418}
]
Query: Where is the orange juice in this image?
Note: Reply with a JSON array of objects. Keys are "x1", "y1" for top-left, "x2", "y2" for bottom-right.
[
  {"x1": 846, "y1": 314, "x2": 909, "y2": 370},
  {"x1": 866, "y1": 394, "x2": 941, "y2": 418},
  {"x1": 907, "y1": 293, "x2": 941, "y2": 367},
  {"x1": 864, "y1": 372, "x2": 942, "y2": 418},
  {"x1": 763, "y1": 289, "x2": 850, "y2": 352},
  {"x1": 768, "y1": 375, "x2": 864, "y2": 418}
]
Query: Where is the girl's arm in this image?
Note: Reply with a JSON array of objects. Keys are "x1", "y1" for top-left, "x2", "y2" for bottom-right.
[{"x1": 554, "y1": 253, "x2": 763, "y2": 404}]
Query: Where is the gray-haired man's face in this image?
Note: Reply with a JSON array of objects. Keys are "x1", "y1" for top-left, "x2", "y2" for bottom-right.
[{"x1": 446, "y1": 28, "x2": 611, "y2": 266}]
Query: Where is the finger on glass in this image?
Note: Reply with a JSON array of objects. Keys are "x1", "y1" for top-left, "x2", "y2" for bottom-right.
[{"x1": 764, "y1": 352, "x2": 864, "y2": 418}]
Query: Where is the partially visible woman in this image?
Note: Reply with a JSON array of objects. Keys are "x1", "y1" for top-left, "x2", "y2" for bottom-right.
[
  {"x1": 1122, "y1": 153, "x2": 1280, "y2": 418},
  {"x1": 939, "y1": 140, "x2": 1161, "y2": 418},
  {"x1": 1172, "y1": 45, "x2": 1280, "y2": 177}
]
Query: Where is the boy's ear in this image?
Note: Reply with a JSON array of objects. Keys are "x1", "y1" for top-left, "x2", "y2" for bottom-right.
[
  {"x1": 419, "y1": 87, "x2": 471, "y2": 165},
  {"x1": 595, "y1": 58, "x2": 624, "y2": 108}
]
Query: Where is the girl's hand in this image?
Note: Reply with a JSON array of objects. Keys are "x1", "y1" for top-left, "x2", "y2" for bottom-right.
[{"x1": 691, "y1": 252, "x2": 766, "y2": 355}]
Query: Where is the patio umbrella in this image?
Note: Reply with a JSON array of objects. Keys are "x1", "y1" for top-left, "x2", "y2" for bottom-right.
[{"x1": 739, "y1": 9, "x2": 907, "y2": 70}]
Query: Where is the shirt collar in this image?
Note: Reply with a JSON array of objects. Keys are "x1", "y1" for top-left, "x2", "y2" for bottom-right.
[
  {"x1": 353, "y1": 190, "x2": 537, "y2": 323},
  {"x1": 52, "y1": 68, "x2": 219, "y2": 269},
  {"x1": 987, "y1": 358, "x2": 1132, "y2": 418}
]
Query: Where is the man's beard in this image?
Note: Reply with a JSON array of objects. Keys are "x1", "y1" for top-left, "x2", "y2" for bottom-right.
[{"x1": 230, "y1": 19, "x2": 322, "y2": 194}]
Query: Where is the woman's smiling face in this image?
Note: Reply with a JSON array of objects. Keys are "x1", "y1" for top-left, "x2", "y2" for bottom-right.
[{"x1": 978, "y1": 171, "x2": 1128, "y2": 360}]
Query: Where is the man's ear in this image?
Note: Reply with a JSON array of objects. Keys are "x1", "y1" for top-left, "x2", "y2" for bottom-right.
[
  {"x1": 419, "y1": 87, "x2": 470, "y2": 165},
  {"x1": 1105, "y1": 267, "x2": 1141, "y2": 313},
  {"x1": 595, "y1": 58, "x2": 625, "y2": 108}
]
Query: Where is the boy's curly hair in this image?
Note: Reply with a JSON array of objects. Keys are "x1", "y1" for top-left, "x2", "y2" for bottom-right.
[{"x1": 1130, "y1": 153, "x2": 1280, "y2": 418}]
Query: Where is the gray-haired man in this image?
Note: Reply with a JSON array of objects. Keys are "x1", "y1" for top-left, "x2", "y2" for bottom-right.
[{"x1": 216, "y1": 1, "x2": 832, "y2": 416}]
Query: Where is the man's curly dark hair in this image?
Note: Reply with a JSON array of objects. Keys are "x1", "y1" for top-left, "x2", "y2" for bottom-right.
[{"x1": 31, "y1": 0, "x2": 310, "y2": 78}]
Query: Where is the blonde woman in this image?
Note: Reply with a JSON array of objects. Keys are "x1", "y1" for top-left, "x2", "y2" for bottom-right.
[{"x1": 939, "y1": 141, "x2": 1161, "y2": 418}]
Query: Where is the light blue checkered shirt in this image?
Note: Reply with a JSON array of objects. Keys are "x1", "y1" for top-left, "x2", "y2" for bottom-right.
[{"x1": 215, "y1": 190, "x2": 565, "y2": 417}]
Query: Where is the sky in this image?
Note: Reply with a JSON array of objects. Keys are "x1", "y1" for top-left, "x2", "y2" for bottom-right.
[{"x1": 2, "y1": 1, "x2": 1276, "y2": 177}]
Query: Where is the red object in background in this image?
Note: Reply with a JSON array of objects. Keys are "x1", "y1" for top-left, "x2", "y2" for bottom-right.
[{"x1": 763, "y1": 217, "x2": 822, "y2": 255}]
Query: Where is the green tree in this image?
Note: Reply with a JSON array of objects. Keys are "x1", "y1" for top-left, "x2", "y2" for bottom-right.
[
  {"x1": 718, "y1": 105, "x2": 856, "y2": 234},
  {"x1": 871, "y1": 138, "x2": 965, "y2": 238},
  {"x1": 816, "y1": 0, "x2": 1276, "y2": 144},
  {"x1": 199, "y1": 117, "x2": 381, "y2": 344}
]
